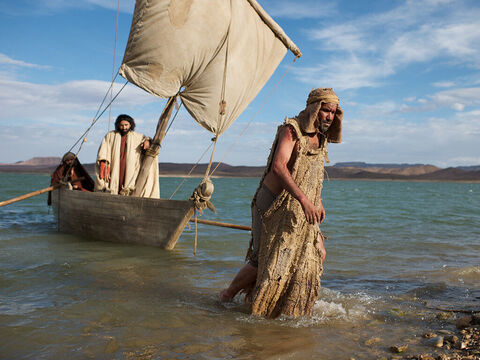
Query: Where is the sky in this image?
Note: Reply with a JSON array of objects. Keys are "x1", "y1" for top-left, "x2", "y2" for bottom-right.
[{"x1": 1, "y1": 0, "x2": 480, "y2": 167}]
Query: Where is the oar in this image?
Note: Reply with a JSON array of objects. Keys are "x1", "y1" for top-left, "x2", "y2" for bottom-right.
[
  {"x1": 189, "y1": 218, "x2": 251, "y2": 231},
  {"x1": 0, "y1": 183, "x2": 62, "y2": 207},
  {"x1": 0, "y1": 177, "x2": 85, "y2": 208}
]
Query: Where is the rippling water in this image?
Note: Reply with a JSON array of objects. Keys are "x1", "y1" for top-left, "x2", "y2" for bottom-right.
[{"x1": 0, "y1": 173, "x2": 479, "y2": 359}]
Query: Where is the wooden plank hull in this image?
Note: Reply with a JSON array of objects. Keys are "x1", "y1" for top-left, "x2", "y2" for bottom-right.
[{"x1": 51, "y1": 188, "x2": 194, "y2": 249}]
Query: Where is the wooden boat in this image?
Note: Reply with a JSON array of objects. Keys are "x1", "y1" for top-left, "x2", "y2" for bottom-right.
[
  {"x1": 49, "y1": 0, "x2": 302, "y2": 249},
  {"x1": 51, "y1": 188, "x2": 194, "y2": 249}
]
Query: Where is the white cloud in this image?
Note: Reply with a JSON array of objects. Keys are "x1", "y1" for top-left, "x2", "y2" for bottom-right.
[
  {"x1": 293, "y1": 55, "x2": 392, "y2": 90},
  {"x1": 0, "y1": 54, "x2": 50, "y2": 69},
  {"x1": 300, "y1": 1, "x2": 480, "y2": 88},
  {"x1": 0, "y1": 76, "x2": 155, "y2": 122},
  {"x1": 433, "y1": 81, "x2": 455, "y2": 88},
  {"x1": 329, "y1": 107, "x2": 480, "y2": 167},
  {"x1": 385, "y1": 22, "x2": 480, "y2": 69},
  {"x1": 430, "y1": 87, "x2": 480, "y2": 111},
  {"x1": 309, "y1": 24, "x2": 374, "y2": 53},
  {"x1": 397, "y1": 87, "x2": 480, "y2": 113},
  {"x1": 452, "y1": 103, "x2": 466, "y2": 111},
  {"x1": 0, "y1": 64, "x2": 162, "y2": 163},
  {"x1": 434, "y1": 23, "x2": 480, "y2": 57}
]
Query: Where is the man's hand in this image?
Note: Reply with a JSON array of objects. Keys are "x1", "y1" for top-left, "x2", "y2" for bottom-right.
[
  {"x1": 300, "y1": 197, "x2": 325, "y2": 224},
  {"x1": 141, "y1": 139, "x2": 151, "y2": 150}
]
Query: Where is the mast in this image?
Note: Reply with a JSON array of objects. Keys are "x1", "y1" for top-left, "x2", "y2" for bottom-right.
[{"x1": 132, "y1": 96, "x2": 176, "y2": 197}]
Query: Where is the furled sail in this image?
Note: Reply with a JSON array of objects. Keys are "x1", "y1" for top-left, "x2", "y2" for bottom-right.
[{"x1": 119, "y1": 0, "x2": 301, "y2": 136}]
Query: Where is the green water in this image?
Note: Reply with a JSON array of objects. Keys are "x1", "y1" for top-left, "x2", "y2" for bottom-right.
[{"x1": 0, "y1": 173, "x2": 479, "y2": 359}]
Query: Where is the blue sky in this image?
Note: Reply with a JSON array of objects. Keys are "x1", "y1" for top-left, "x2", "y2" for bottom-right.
[{"x1": 1, "y1": 0, "x2": 480, "y2": 167}]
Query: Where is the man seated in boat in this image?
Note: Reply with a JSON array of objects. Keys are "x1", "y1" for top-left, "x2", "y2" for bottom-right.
[
  {"x1": 94, "y1": 114, "x2": 159, "y2": 198},
  {"x1": 220, "y1": 88, "x2": 343, "y2": 318},
  {"x1": 47, "y1": 152, "x2": 95, "y2": 205}
]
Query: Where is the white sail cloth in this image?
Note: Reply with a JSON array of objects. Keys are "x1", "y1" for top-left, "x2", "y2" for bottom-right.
[
  {"x1": 119, "y1": 0, "x2": 301, "y2": 136},
  {"x1": 94, "y1": 131, "x2": 160, "y2": 198}
]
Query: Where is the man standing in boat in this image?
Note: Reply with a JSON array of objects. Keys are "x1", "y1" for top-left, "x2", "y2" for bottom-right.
[
  {"x1": 94, "y1": 114, "x2": 160, "y2": 198},
  {"x1": 220, "y1": 88, "x2": 343, "y2": 318}
]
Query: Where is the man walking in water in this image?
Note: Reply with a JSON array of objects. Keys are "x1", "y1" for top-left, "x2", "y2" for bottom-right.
[{"x1": 220, "y1": 88, "x2": 343, "y2": 318}]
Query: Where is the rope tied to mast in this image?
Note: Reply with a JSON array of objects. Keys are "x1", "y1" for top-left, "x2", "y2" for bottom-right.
[{"x1": 144, "y1": 147, "x2": 159, "y2": 157}]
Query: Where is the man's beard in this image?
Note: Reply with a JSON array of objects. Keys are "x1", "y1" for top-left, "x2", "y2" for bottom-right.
[
  {"x1": 119, "y1": 128, "x2": 130, "y2": 136},
  {"x1": 320, "y1": 121, "x2": 332, "y2": 134}
]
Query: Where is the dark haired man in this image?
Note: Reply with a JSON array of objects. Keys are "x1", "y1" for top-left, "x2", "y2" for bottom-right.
[{"x1": 94, "y1": 114, "x2": 159, "y2": 198}]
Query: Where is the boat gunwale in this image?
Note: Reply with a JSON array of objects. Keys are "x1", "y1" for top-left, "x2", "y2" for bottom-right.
[{"x1": 52, "y1": 187, "x2": 193, "y2": 206}]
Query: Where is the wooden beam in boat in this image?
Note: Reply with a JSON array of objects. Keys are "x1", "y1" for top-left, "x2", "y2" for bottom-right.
[
  {"x1": 133, "y1": 96, "x2": 176, "y2": 197},
  {"x1": 51, "y1": 188, "x2": 193, "y2": 249}
]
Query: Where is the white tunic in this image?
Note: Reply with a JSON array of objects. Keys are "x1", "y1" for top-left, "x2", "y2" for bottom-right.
[{"x1": 94, "y1": 130, "x2": 159, "y2": 198}]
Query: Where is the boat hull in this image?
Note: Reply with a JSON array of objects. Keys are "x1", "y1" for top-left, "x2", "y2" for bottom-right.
[{"x1": 51, "y1": 188, "x2": 194, "y2": 249}]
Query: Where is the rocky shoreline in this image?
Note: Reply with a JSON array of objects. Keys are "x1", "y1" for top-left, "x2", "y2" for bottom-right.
[{"x1": 362, "y1": 313, "x2": 480, "y2": 360}]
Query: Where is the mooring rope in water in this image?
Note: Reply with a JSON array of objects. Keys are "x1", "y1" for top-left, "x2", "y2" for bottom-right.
[{"x1": 194, "y1": 209, "x2": 198, "y2": 255}]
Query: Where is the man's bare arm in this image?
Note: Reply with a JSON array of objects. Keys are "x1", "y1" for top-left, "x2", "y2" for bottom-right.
[{"x1": 270, "y1": 126, "x2": 325, "y2": 224}]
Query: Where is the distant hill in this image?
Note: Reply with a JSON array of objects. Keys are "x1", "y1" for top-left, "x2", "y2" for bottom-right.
[
  {"x1": 334, "y1": 162, "x2": 431, "y2": 169},
  {"x1": 332, "y1": 163, "x2": 440, "y2": 176},
  {"x1": 1, "y1": 157, "x2": 480, "y2": 182},
  {"x1": 157, "y1": 162, "x2": 264, "y2": 177},
  {"x1": 325, "y1": 166, "x2": 480, "y2": 181},
  {"x1": 13, "y1": 157, "x2": 62, "y2": 166},
  {"x1": 456, "y1": 165, "x2": 480, "y2": 172},
  {"x1": 416, "y1": 167, "x2": 480, "y2": 181}
]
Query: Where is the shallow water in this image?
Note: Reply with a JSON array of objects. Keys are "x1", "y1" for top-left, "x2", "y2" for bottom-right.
[{"x1": 0, "y1": 173, "x2": 479, "y2": 359}]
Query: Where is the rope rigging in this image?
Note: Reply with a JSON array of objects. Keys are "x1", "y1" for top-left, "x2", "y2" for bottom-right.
[
  {"x1": 61, "y1": 0, "x2": 123, "y2": 183},
  {"x1": 60, "y1": 78, "x2": 127, "y2": 183},
  {"x1": 67, "y1": 78, "x2": 127, "y2": 154},
  {"x1": 210, "y1": 55, "x2": 299, "y2": 177},
  {"x1": 108, "y1": 0, "x2": 121, "y2": 131}
]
